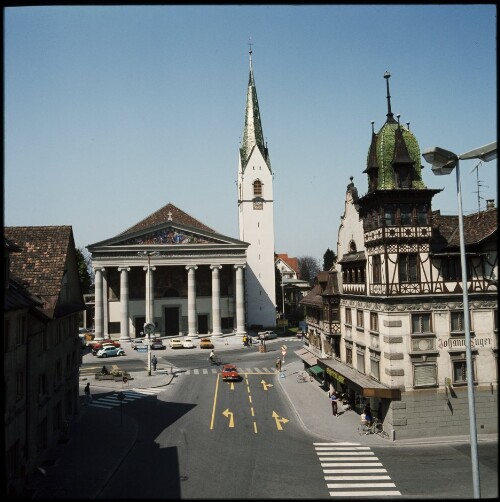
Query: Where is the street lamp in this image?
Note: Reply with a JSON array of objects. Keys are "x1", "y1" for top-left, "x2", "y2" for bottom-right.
[
  {"x1": 138, "y1": 251, "x2": 159, "y2": 376},
  {"x1": 422, "y1": 140, "x2": 497, "y2": 499}
]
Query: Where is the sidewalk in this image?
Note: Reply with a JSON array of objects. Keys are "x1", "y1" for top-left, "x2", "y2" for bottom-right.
[{"x1": 29, "y1": 335, "x2": 497, "y2": 498}]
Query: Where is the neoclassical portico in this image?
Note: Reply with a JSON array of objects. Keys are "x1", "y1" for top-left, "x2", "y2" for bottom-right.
[{"x1": 88, "y1": 203, "x2": 249, "y2": 341}]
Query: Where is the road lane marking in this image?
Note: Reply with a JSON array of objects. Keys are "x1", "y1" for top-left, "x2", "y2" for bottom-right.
[
  {"x1": 329, "y1": 491, "x2": 401, "y2": 497},
  {"x1": 222, "y1": 408, "x2": 235, "y2": 428},
  {"x1": 272, "y1": 411, "x2": 289, "y2": 430},
  {"x1": 209, "y1": 372, "x2": 220, "y2": 430}
]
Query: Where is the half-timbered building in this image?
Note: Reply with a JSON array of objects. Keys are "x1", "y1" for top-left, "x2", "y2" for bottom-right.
[{"x1": 301, "y1": 73, "x2": 497, "y2": 439}]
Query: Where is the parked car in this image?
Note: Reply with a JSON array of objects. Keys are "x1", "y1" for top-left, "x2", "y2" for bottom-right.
[
  {"x1": 258, "y1": 331, "x2": 278, "y2": 340},
  {"x1": 221, "y1": 364, "x2": 240, "y2": 382},
  {"x1": 96, "y1": 345, "x2": 125, "y2": 358},
  {"x1": 151, "y1": 339, "x2": 166, "y2": 350},
  {"x1": 169, "y1": 338, "x2": 184, "y2": 349},
  {"x1": 91, "y1": 340, "x2": 121, "y2": 355},
  {"x1": 182, "y1": 338, "x2": 196, "y2": 348},
  {"x1": 199, "y1": 337, "x2": 214, "y2": 349}
]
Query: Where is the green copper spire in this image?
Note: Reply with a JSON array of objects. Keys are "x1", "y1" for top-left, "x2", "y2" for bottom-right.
[
  {"x1": 240, "y1": 47, "x2": 270, "y2": 171},
  {"x1": 365, "y1": 72, "x2": 426, "y2": 191}
]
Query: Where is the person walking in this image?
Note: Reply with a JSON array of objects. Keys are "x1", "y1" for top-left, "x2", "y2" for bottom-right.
[
  {"x1": 363, "y1": 402, "x2": 373, "y2": 426},
  {"x1": 330, "y1": 389, "x2": 338, "y2": 416},
  {"x1": 276, "y1": 357, "x2": 282, "y2": 372},
  {"x1": 152, "y1": 355, "x2": 158, "y2": 371},
  {"x1": 84, "y1": 382, "x2": 91, "y2": 404}
]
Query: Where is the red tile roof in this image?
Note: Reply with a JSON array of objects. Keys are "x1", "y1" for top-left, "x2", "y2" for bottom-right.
[
  {"x1": 432, "y1": 208, "x2": 497, "y2": 250},
  {"x1": 276, "y1": 253, "x2": 299, "y2": 274},
  {"x1": 4, "y1": 226, "x2": 77, "y2": 315},
  {"x1": 119, "y1": 203, "x2": 215, "y2": 236}
]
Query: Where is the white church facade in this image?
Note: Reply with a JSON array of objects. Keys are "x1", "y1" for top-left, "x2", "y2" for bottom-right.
[{"x1": 88, "y1": 50, "x2": 277, "y2": 340}]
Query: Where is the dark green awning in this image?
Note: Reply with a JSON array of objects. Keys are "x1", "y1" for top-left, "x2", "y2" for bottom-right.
[{"x1": 308, "y1": 365, "x2": 324, "y2": 376}]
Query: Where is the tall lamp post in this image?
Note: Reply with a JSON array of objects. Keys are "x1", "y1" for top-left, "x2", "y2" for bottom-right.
[
  {"x1": 422, "y1": 140, "x2": 497, "y2": 499},
  {"x1": 138, "y1": 250, "x2": 159, "y2": 376}
]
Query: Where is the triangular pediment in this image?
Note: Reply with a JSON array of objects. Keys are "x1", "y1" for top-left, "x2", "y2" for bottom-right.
[{"x1": 88, "y1": 205, "x2": 248, "y2": 249}]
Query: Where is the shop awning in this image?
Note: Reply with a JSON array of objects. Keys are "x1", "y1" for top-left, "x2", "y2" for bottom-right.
[
  {"x1": 308, "y1": 365, "x2": 324, "y2": 376},
  {"x1": 317, "y1": 359, "x2": 400, "y2": 399},
  {"x1": 294, "y1": 348, "x2": 318, "y2": 366}
]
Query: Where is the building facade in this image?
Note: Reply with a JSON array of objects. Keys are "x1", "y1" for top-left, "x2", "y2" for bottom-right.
[
  {"x1": 4, "y1": 227, "x2": 84, "y2": 497},
  {"x1": 238, "y1": 48, "x2": 276, "y2": 329},
  {"x1": 87, "y1": 203, "x2": 249, "y2": 340},
  {"x1": 301, "y1": 73, "x2": 498, "y2": 439}
]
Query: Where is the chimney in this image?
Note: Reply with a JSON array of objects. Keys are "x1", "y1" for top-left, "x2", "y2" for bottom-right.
[{"x1": 486, "y1": 199, "x2": 495, "y2": 210}]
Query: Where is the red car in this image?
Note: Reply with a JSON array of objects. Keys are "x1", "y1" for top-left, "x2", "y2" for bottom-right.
[
  {"x1": 91, "y1": 340, "x2": 121, "y2": 355},
  {"x1": 221, "y1": 364, "x2": 240, "y2": 382}
]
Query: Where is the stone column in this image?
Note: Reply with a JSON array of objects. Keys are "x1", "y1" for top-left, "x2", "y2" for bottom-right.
[
  {"x1": 186, "y1": 265, "x2": 198, "y2": 336},
  {"x1": 234, "y1": 265, "x2": 246, "y2": 335},
  {"x1": 102, "y1": 270, "x2": 109, "y2": 338},
  {"x1": 143, "y1": 265, "x2": 156, "y2": 326},
  {"x1": 118, "y1": 267, "x2": 131, "y2": 341},
  {"x1": 94, "y1": 268, "x2": 105, "y2": 340},
  {"x1": 210, "y1": 265, "x2": 222, "y2": 336}
]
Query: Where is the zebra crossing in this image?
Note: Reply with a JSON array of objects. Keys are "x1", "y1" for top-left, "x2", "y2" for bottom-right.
[
  {"x1": 88, "y1": 388, "x2": 164, "y2": 410},
  {"x1": 314, "y1": 442, "x2": 401, "y2": 497},
  {"x1": 174, "y1": 366, "x2": 276, "y2": 375}
]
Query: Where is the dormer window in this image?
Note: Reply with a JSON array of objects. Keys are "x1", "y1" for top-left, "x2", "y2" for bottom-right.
[{"x1": 395, "y1": 165, "x2": 411, "y2": 188}]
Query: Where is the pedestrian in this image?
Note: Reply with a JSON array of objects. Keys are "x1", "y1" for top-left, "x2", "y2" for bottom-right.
[
  {"x1": 363, "y1": 402, "x2": 373, "y2": 426},
  {"x1": 152, "y1": 355, "x2": 158, "y2": 371},
  {"x1": 225, "y1": 337, "x2": 229, "y2": 346},
  {"x1": 276, "y1": 357, "x2": 282, "y2": 372},
  {"x1": 84, "y1": 382, "x2": 91, "y2": 404},
  {"x1": 330, "y1": 389, "x2": 338, "y2": 416}
]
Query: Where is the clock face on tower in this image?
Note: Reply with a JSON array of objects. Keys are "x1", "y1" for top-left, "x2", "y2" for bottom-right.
[{"x1": 253, "y1": 201, "x2": 263, "y2": 210}]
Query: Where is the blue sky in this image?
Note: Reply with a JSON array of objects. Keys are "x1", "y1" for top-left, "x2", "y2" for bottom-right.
[{"x1": 4, "y1": 5, "x2": 497, "y2": 263}]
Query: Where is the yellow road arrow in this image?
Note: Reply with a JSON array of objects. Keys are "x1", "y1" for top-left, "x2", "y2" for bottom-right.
[
  {"x1": 260, "y1": 379, "x2": 273, "y2": 391},
  {"x1": 272, "y1": 411, "x2": 289, "y2": 431},
  {"x1": 222, "y1": 408, "x2": 235, "y2": 428}
]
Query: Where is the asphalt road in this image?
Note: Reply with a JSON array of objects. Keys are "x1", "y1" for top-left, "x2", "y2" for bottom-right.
[{"x1": 80, "y1": 342, "x2": 498, "y2": 499}]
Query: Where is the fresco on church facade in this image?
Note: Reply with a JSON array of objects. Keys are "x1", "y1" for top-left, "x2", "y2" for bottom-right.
[{"x1": 121, "y1": 227, "x2": 216, "y2": 246}]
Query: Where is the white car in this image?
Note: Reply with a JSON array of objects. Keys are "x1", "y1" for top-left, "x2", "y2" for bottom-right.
[
  {"x1": 169, "y1": 338, "x2": 183, "y2": 349},
  {"x1": 258, "y1": 331, "x2": 278, "y2": 340},
  {"x1": 182, "y1": 338, "x2": 196, "y2": 348},
  {"x1": 97, "y1": 345, "x2": 126, "y2": 358}
]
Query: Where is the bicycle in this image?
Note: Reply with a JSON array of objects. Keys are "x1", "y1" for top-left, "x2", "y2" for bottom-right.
[
  {"x1": 296, "y1": 371, "x2": 313, "y2": 383},
  {"x1": 373, "y1": 418, "x2": 390, "y2": 439}
]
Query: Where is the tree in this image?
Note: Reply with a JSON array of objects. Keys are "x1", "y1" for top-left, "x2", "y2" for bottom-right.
[
  {"x1": 298, "y1": 255, "x2": 320, "y2": 285},
  {"x1": 76, "y1": 247, "x2": 93, "y2": 294},
  {"x1": 323, "y1": 248, "x2": 337, "y2": 271}
]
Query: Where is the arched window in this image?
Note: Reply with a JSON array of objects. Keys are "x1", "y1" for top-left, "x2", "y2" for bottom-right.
[
  {"x1": 349, "y1": 241, "x2": 357, "y2": 253},
  {"x1": 253, "y1": 179, "x2": 263, "y2": 197}
]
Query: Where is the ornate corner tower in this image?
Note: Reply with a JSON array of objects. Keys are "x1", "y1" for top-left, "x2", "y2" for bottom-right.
[
  {"x1": 238, "y1": 47, "x2": 276, "y2": 328},
  {"x1": 357, "y1": 71, "x2": 442, "y2": 296}
]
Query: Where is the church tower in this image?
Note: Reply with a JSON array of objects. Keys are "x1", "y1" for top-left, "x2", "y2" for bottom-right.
[{"x1": 238, "y1": 47, "x2": 276, "y2": 329}]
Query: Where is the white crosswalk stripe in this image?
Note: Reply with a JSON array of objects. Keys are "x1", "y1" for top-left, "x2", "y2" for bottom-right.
[
  {"x1": 89, "y1": 388, "x2": 164, "y2": 409},
  {"x1": 314, "y1": 442, "x2": 401, "y2": 497},
  {"x1": 179, "y1": 367, "x2": 277, "y2": 375}
]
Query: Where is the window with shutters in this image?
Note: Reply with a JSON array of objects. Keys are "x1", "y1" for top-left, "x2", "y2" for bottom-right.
[
  {"x1": 369, "y1": 312, "x2": 378, "y2": 333},
  {"x1": 253, "y1": 179, "x2": 263, "y2": 197},
  {"x1": 345, "y1": 343, "x2": 353, "y2": 366},
  {"x1": 356, "y1": 309, "x2": 364, "y2": 330},
  {"x1": 413, "y1": 363, "x2": 437, "y2": 387},
  {"x1": 345, "y1": 307, "x2": 352, "y2": 326},
  {"x1": 451, "y1": 311, "x2": 472, "y2": 334},
  {"x1": 356, "y1": 346, "x2": 365, "y2": 374},
  {"x1": 411, "y1": 313, "x2": 432, "y2": 334},
  {"x1": 452, "y1": 359, "x2": 475, "y2": 385}
]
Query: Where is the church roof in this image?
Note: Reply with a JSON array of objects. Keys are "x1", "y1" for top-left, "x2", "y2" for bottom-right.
[
  {"x1": 119, "y1": 202, "x2": 215, "y2": 236},
  {"x1": 239, "y1": 48, "x2": 270, "y2": 171}
]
